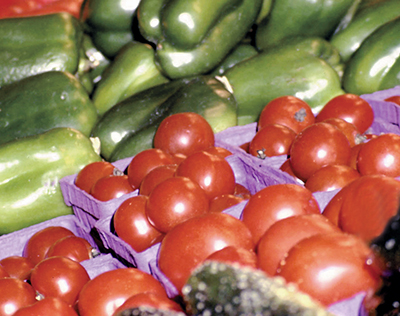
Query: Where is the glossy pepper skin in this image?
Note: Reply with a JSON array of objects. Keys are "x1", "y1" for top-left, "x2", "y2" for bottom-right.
[
  {"x1": 0, "y1": 12, "x2": 82, "y2": 88},
  {"x1": 342, "y1": 17, "x2": 400, "y2": 95},
  {"x1": 224, "y1": 36, "x2": 345, "y2": 125},
  {"x1": 330, "y1": 0, "x2": 400, "y2": 62},
  {"x1": 0, "y1": 128, "x2": 101, "y2": 235},
  {"x1": 92, "y1": 41, "x2": 169, "y2": 116},
  {"x1": 138, "y1": 0, "x2": 262, "y2": 79},
  {"x1": 255, "y1": 0, "x2": 356, "y2": 50},
  {"x1": 0, "y1": 71, "x2": 98, "y2": 146}
]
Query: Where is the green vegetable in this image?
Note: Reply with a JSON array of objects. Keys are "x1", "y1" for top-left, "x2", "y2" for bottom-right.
[
  {"x1": 115, "y1": 306, "x2": 185, "y2": 316},
  {"x1": 138, "y1": 0, "x2": 262, "y2": 79},
  {"x1": 92, "y1": 76, "x2": 238, "y2": 161},
  {"x1": 0, "y1": 128, "x2": 101, "y2": 235},
  {"x1": 92, "y1": 41, "x2": 169, "y2": 116},
  {"x1": 342, "y1": 16, "x2": 400, "y2": 95},
  {"x1": 224, "y1": 36, "x2": 345, "y2": 125},
  {"x1": 0, "y1": 71, "x2": 98, "y2": 146},
  {"x1": 330, "y1": 0, "x2": 400, "y2": 62},
  {"x1": 255, "y1": 0, "x2": 355, "y2": 50},
  {"x1": 183, "y1": 260, "x2": 334, "y2": 316},
  {"x1": 0, "y1": 12, "x2": 83, "y2": 87}
]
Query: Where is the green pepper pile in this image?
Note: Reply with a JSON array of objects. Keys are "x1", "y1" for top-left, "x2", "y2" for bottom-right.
[{"x1": 0, "y1": 0, "x2": 399, "y2": 234}]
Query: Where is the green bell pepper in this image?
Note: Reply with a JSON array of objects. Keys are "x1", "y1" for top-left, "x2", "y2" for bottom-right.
[
  {"x1": 0, "y1": 71, "x2": 98, "y2": 146},
  {"x1": 0, "y1": 12, "x2": 82, "y2": 88},
  {"x1": 92, "y1": 41, "x2": 169, "y2": 116},
  {"x1": 342, "y1": 16, "x2": 400, "y2": 95},
  {"x1": 330, "y1": 0, "x2": 400, "y2": 63},
  {"x1": 138, "y1": 0, "x2": 262, "y2": 79},
  {"x1": 224, "y1": 36, "x2": 345, "y2": 125},
  {"x1": 0, "y1": 128, "x2": 101, "y2": 235},
  {"x1": 255, "y1": 0, "x2": 355, "y2": 51}
]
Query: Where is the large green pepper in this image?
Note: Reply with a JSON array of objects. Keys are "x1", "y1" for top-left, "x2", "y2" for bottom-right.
[
  {"x1": 92, "y1": 41, "x2": 169, "y2": 116},
  {"x1": 0, "y1": 12, "x2": 82, "y2": 87},
  {"x1": 255, "y1": 0, "x2": 356, "y2": 50},
  {"x1": 342, "y1": 17, "x2": 400, "y2": 95},
  {"x1": 0, "y1": 71, "x2": 98, "y2": 146},
  {"x1": 330, "y1": 0, "x2": 400, "y2": 62},
  {"x1": 224, "y1": 37, "x2": 345, "y2": 125},
  {"x1": 0, "y1": 128, "x2": 101, "y2": 235},
  {"x1": 137, "y1": 0, "x2": 262, "y2": 79}
]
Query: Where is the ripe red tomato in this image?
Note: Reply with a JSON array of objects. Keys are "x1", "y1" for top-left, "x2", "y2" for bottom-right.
[
  {"x1": 145, "y1": 176, "x2": 209, "y2": 233},
  {"x1": 357, "y1": 133, "x2": 400, "y2": 178},
  {"x1": 241, "y1": 184, "x2": 321, "y2": 245},
  {"x1": 338, "y1": 175, "x2": 400, "y2": 242},
  {"x1": 276, "y1": 232, "x2": 382, "y2": 310},
  {"x1": 127, "y1": 148, "x2": 175, "y2": 189},
  {"x1": 315, "y1": 93, "x2": 374, "y2": 133},
  {"x1": 30, "y1": 256, "x2": 90, "y2": 306},
  {"x1": 175, "y1": 151, "x2": 236, "y2": 200},
  {"x1": 139, "y1": 164, "x2": 178, "y2": 196},
  {"x1": 78, "y1": 268, "x2": 167, "y2": 316},
  {"x1": 203, "y1": 146, "x2": 232, "y2": 158},
  {"x1": 0, "y1": 256, "x2": 34, "y2": 281},
  {"x1": 257, "y1": 214, "x2": 340, "y2": 276},
  {"x1": 304, "y1": 164, "x2": 360, "y2": 192},
  {"x1": 384, "y1": 95, "x2": 400, "y2": 105},
  {"x1": 279, "y1": 159, "x2": 301, "y2": 181},
  {"x1": 158, "y1": 212, "x2": 254, "y2": 293},
  {"x1": 0, "y1": 265, "x2": 9, "y2": 278},
  {"x1": 321, "y1": 117, "x2": 360, "y2": 147},
  {"x1": 322, "y1": 184, "x2": 352, "y2": 226},
  {"x1": 23, "y1": 226, "x2": 75, "y2": 266},
  {"x1": 75, "y1": 161, "x2": 117, "y2": 193},
  {"x1": 90, "y1": 175, "x2": 134, "y2": 201},
  {"x1": 209, "y1": 194, "x2": 245, "y2": 213},
  {"x1": 113, "y1": 195, "x2": 164, "y2": 252},
  {"x1": 289, "y1": 122, "x2": 351, "y2": 182},
  {"x1": 153, "y1": 112, "x2": 215, "y2": 156},
  {"x1": 205, "y1": 246, "x2": 258, "y2": 269},
  {"x1": 258, "y1": 95, "x2": 315, "y2": 134},
  {"x1": 0, "y1": 278, "x2": 36, "y2": 316},
  {"x1": 348, "y1": 142, "x2": 364, "y2": 169},
  {"x1": 13, "y1": 297, "x2": 79, "y2": 316},
  {"x1": 111, "y1": 293, "x2": 183, "y2": 316},
  {"x1": 45, "y1": 236, "x2": 94, "y2": 262},
  {"x1": 233, "y1": 183, "x2": 252, "y2": 200},
  {"x1": 248, "y1": 124, "x2": 296, "y2": 158}
]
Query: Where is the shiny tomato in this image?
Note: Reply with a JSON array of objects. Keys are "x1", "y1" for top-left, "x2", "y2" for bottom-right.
[
  {"x1": 357, "y1": 133, "x2": 400, "y2": 178},
  {"x1": 13, "y1": 297, "x2": 79, "y2": 316},
  {"x1": 158, "y1": 212, "x2": 254, "y2": 293},
  {"x1": 203, "y1": 146, "x2": 232, "y2": 158},
  {"x1": 111, "y1": 293, "x2": 183, "y2": 316},
  {"x1": 145, "y1": 176, "x2": 209, "y2": 233},
  {"x1": 257, "y1": 95, "x2": 315, "y2": 134},
  {"x1": 233, "y1": 183, "x2": 252, "y2": 200},
  {"x1": 0, "y1": 278, "x2": 36, "y2": 316},
  {"x1": 153, "y1": 112, "x2": 215, "y2": 156},
  {"x1": 0, "y1": 256, "x2": 34, "y2": 281},
  {"x1": 75, "y1": 161, "x2": 118, "y2": 193},
  {"x1": 384, "y1": 95, "x2": 400, "y2": 105},
  {"x1": 315, "y1": 93, "x2": 374, "y2": 133},
  {"x1": 138, "y1": 164, "x2": 178, "y2": 196},
  {"x1": 23, "y1": 226, "x2": 75, "y2": 266},
  {"x1": 257, "y1": 214, "x2": 340, "y2": 276},
  {"x1": 289, "y1": 122, "x2": 351, "y2": 182},
  {"x1": 78, "y1": 268, "x2": 167, "y2": 316},
  {"x1": 90, "y1": 175, "x2": 134, "y2": 201},
  {"x1": 205, "y1": 246, "x2": 258, "y2": 269},
  {"x1": 321, "y1": 117, "x2": 360, "y2": 147},
  {"x1": 304, "y1": 164, "x2": 360, "y2": 193},
  {"x1": 45, "y1": 236, "x2": 94, "y2": 262},
  {"x1": 338, "y1": 175, "x2": 400, "y2": 242},
  {"x1": 175, "y1": 151, "x2": 236, "y2": 200},
  {"x1": 0, "y1": 265, "x2": 9, "y2": 278},
  {"x1": 241, "y1": 184, "x2": 321, "y2": 245},
  {"x1": 321, "y1": 184, "x2": 352, "y2": 226},
  {"x1": 113, "y1": 195, "x2": 164, "y2": 252},
  {"x1": 348, "y1": 142, "x2": 364, "y2": 170},
  {"x1": 248, "y1": 124, "x2": 296, "y2": 158},
  {"x1": 127, "y1": 148, "x2": 175, "y2": 189},
  {"x1": 209, "y1": 194, "x2": 245, "y2": 213},
  {"x1": 279, "y1": 159, "x2": 301, "y2": 182},
  {"x1": 276, "y1": 232, "x2": 382, "y2": 310},
  {"x1": 30, "y1": 256, "x2": 90, "y2": 306}
]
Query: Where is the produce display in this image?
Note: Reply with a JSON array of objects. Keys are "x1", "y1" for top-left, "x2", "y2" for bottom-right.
[{"x1": 1, "y1": 0, "x2": 400, "y2": 315}]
